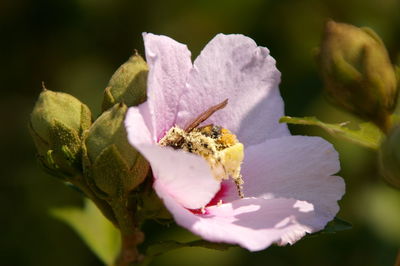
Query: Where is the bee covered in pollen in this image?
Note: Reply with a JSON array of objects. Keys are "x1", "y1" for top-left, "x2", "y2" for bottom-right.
[{"x1": 159, "y1": 99, "x2": 245, "y2": 198}]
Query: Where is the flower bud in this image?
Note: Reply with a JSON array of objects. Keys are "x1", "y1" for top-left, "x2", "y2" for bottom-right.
[
  {"x1": 85, "y1": 103, "x2": 149, "y2": 197},
  {"x1": 102, "y1": 52, "x2": 148, "y2": 112},
  {"x1": 379, "y1": 126, "x2": 400, "y2": 188},
  {"x1": 29, "y1": 89, "x2": 92, "y2": 177},
  {"x1": 317, "y1": 20, "x2": 398, "y2": 132}
]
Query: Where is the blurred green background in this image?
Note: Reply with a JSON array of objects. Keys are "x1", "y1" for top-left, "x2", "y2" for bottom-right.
[{"x1": 2, "y1": 0, "x2": 400, "y2": 265}]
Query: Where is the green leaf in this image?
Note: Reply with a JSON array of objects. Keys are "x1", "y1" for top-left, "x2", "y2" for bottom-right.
[
  {"x1": 280, "y1": 116, "x2": 383, "y2": 149},
  {"x1": 140, "y1": 240, "x2": 233, "y2": 266},
  {"x1": 50, "y1": 199, "x2": 120, "y2": 265},
  {"x1": 322, "y1": 217, "x2": 352, "y2": 233},
  {"x1": 304, "y1": 217, "x2": 352, "y2": 240},
  {"x1": 147, "y1": 240, "x2": 232, "y2": 256}
]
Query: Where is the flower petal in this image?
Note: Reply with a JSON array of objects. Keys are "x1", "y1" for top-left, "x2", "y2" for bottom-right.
[
  {"x1": 236, "y1": 135, "x2": 345, "y2": 243},
  {"x1": 143, "y1": 33, "x2": 193, "y2": 141},
  {"x1": 126, "y1": 106, "x2": 220, "y2": 209},
  {"x1": 125, "y1": 104, "x2": 154, "y2": 145},
  {"x1": 175, "y1": 34, "x2": 289, "y2": 146},
  {"x1": 156, "y1": 181, "x2": 322, "y2": 251},
  {"x1": 141, "y1": 145, "x2": 221, "y2": 209}
]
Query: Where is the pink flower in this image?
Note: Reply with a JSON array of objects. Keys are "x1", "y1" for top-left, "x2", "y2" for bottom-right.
[{"x1": 125, "y1": 33, "x2": 345, "y2": 251}]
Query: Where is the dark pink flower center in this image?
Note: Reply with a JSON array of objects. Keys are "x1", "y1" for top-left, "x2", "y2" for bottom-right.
[{"x1": 190, "y1": 183, "x2": 229, "y2": 215}]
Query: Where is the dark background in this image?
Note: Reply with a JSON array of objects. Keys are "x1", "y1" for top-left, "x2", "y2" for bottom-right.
[{"x1": 2, "y1": 0, "x2": 400, "y2": 265}]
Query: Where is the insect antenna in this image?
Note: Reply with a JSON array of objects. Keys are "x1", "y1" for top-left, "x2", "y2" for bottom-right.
[
  {"x1": 184, "y1": 99, "x2": 228, "y2": 132},
  {"x1": 169, "y1": 99, "x2": 228, "y2": 149}
]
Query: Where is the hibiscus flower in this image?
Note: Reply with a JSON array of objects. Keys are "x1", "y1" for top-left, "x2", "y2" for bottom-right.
[{"x1": 125, "y1": 33, "x2": 345, "y2": 251}]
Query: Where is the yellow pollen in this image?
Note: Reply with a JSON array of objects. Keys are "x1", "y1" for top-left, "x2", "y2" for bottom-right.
[{"x1": 159, "y1": 125, "x2": 245, "y2": 198}]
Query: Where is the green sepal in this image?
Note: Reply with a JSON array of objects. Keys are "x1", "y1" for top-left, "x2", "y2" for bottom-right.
[
  {"x1": 330, "y1": 53, "x2": 362, "y2": 85},
  {"x1": 280, "y1": 116, "x2": 383, "y2": 149},
  {"x1": 61, "y1": 145, "x2": 75, "y2": 162},
  {"x1": 86, "y1": 103, "x2": 132, "y2": 164},
  {"x1": 133, "y1": 178, "x2": 172, "y2": 223},
  {"x1": 92, "y1": 144, "x2": 149, "y2": 198},
  {"x1": 30, "y1": 90, "x2": 91, "y2": 141},
  {"x1": 102, "y1": 86, "x2": 116, "y2": 111},
  {"x1": 102, "y1": 53, "x2": 148, "y2": 111},
  {"x1": 80, "y1": 142, "x2": 110, "y2": 202},
  {"x1": 45, "y1": 149, "x2": 57, "y2": 167},
  {"x1": 79, "y1": 103, "x2": 92, "y2": 138},
  {"x1": 127, "y1": 154, "x2": 149, "y2": 194},
  {"x1": 85, "y1": 103, "x2": 149, "y2": 197},
  {"x1": 30, "y1": 119, "x2": 78, "y2": 179},
  {"x1": 137, "y1": 192, "x2": 172, "y2": 222},
  {"x1": 28, "y1": 121, "x2": 50, "y2": 155},
  {"x1": 35, "y1": 152, "x2": 67, "y2": 180},
  {"x1": 49, "y1": 119, "x2": 82, "y2": 175},
  {"x1": 361, "y1": 27, "x2": 385, "y2": 45},
  {"x1": 92, "y1": 145, "x2": 130, "y2": 196}
]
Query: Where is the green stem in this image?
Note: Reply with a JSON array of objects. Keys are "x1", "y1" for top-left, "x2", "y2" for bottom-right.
[
  {"x1": 72, "y1": 175, "x2": 145, "y2": 265},
  {"x1": 114, "y1": 230, "x2": 144, "y2": 266},
  {"x1": 110, "y1": 197, "x2": 144, "y2": 266}
]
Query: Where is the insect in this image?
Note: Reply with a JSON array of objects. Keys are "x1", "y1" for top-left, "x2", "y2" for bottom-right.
[{"x1": 159, "y1": 99, "x2": 245, "y2": 198}]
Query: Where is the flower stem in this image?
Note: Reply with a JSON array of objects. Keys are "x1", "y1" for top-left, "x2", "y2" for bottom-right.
[
  {"x1": 111, "y1": 197, "x2": 144, "y2": 266},
  {"x1": 114, "y1": 230, "x2": 144, "y2": 266},
  {"x1": 71, "y1": 174, "x2": 145, "y2": 265}
]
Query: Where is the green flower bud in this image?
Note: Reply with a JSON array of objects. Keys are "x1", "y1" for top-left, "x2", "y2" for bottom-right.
[
  {"x1": 317, "y1": 20, "x2": 398, "y2": 132},
  {"x1": 102, "y1": 52, "x2": 148, "y2": 112},
  {"x1": 85, "y1": 103, "x2": 149, "y2": 197},
  {"x1": 29, "y1": 89, "x2": 92, "y2": 177},
  {"x1": 379, "y1": 126, "x2": 400, "y2": 188}
]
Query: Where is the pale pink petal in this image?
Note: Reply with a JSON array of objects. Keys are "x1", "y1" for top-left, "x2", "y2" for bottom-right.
[
  {"x1": 156, "y1": 181, "x2": 324, "y2": 251},
  {"x1": 125, "y1": 106, "x2": 220, "y2": 209},
  {"x1": 175, "y1": 34, "x2": 289, "y2": 146},
  {"x1": 235, "y1": 135, "x2": 345, "y2": 242},
  {"x1": 125, "y1": 103, "x2": 154, "y2": 145},
  {"x1": 143, "y1": 33, "x2": 193, "y2": 141},
  {"x1": 140, "y1": 145, "x2": 220, "y2": 209}
]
